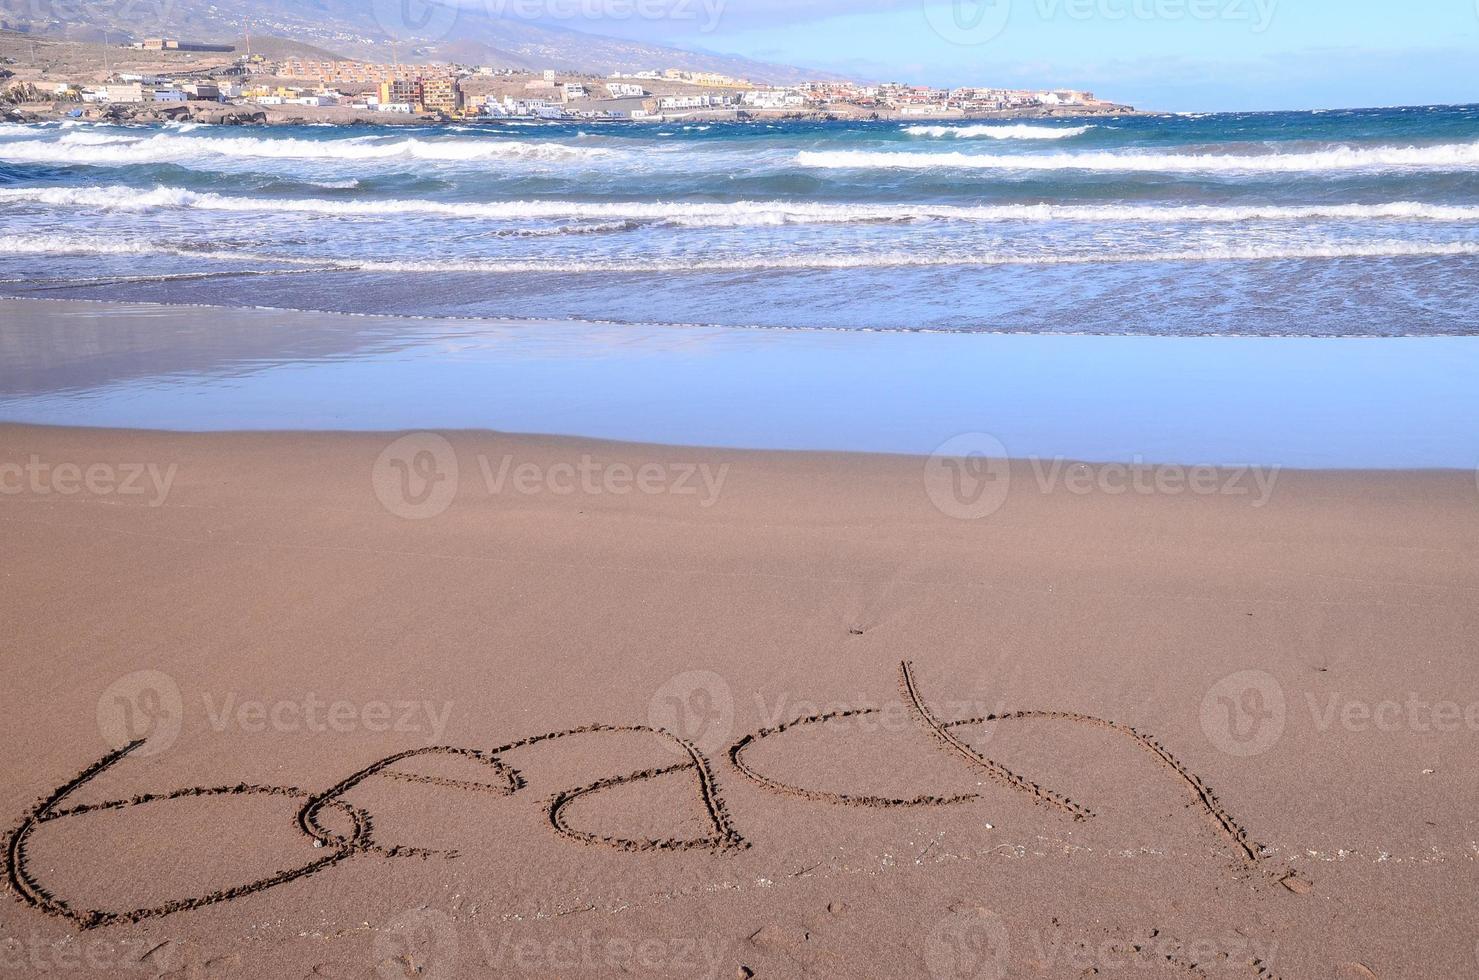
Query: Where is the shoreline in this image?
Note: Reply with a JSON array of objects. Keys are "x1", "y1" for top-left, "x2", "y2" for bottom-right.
[
  {"x1": 2, "y1": 297, "x2": 1478, "y2": 468},
  {"x1": 2, "y1": 99, "x2": 1149, "y2": 127}
]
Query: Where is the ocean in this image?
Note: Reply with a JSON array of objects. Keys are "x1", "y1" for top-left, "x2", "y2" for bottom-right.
[{"x1": 1, "y1": 105, "x2": 1478, "y2": 336}]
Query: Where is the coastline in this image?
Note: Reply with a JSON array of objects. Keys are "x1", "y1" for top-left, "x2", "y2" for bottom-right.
[
  {"x1": 0, "y1": 99, "x2": 1148, "y2": 127},
  {"x1": 3, "y1": 297, "x2": 1478, "y2": 467},
  {"x1": 1, "y1": 420, "x2": 1476, "y2": 976}
]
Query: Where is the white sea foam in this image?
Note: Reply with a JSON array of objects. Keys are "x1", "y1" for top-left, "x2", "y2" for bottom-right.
[
  {"x1": 4, "y1": 233, "x2": 1476, "y2": 271},
  {"x1": 333, "y1": 241, "x2": 1479, "y2": 273},
  {"x1": 902, "y1": 124, "x2": 1091, "y2": 139},
  {"x1": 0, "y1": 131, "x2": 615, "y2": 165},
  {"x1": 5, "y1": 186, "x2": 1479, "y2": 226},
  {"x1": 797, "y1": 141, "x2": 1479, "y2": 173}
]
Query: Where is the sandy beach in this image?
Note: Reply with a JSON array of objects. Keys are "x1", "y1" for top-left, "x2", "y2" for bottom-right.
[{"x1": 3, "y1": 421, "x2": 1477, "y2": 977}]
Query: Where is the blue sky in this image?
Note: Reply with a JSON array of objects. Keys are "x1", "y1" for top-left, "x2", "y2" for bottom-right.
[{"x1": 542, "y1": 0, "x2": 1479, "y2": 111}]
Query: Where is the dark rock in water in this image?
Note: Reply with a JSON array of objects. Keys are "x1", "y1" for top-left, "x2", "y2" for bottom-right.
[{"x1": 190, "y1": 106, "x2": 267, "y2": 126}]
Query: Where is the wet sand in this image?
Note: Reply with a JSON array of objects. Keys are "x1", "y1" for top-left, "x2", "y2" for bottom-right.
[{"x1": 2, "y1": 422, "x2": 1477, "y2": 978}]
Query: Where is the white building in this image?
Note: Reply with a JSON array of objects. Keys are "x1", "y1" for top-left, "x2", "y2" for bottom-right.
[
  {"x1": 606, "y1": 82, "x2": 646, "y2": 98},
  {"x1": 742, "y1": 89, "x2": 804, "y2": 109},
  {"x1": 99, "y1": 84, "x2": 145, "y2": 103}
]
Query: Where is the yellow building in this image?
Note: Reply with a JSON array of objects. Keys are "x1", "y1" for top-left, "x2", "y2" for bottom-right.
[
  {"x1": 420, "y1": 77, "x2": 462, "y2": 113},
  {"x1": 379, "y1": 78, "x2": 423, "y2": 108}
]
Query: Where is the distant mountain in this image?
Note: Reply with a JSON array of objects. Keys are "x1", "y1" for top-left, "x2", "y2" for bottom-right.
[{"x1": 0, "y1": 0, "x2": 836, "y2": 83}]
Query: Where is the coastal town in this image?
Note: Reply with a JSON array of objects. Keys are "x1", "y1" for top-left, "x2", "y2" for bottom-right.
[{"x1": 0, "y1": 31, "x2": 1134, "y2": 125}]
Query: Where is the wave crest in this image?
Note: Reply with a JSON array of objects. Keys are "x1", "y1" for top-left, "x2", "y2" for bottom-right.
[
  {"x1": 4, "y1": 233, "x2": 1477, "y2": 271},
  {"x1": 902, "y1": 124, "x2": 1091, "y2": 139},
  {"x1": 4, "y1": 186, "x2": 1479, "y2": 226},
  {"x1": 0, "y1": 131, "x2": 614, "y2": 165},
  {"x1": 797, "y1": 141, "x2": 1479, "y2": 173}
]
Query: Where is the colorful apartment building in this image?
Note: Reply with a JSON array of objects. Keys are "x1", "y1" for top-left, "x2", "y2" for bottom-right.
[{"x1": 420, "y1": 77, "x2": 462, "y2": 113}]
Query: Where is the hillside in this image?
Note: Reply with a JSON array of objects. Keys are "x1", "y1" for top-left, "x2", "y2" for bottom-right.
[{"x1": 0, "y1": 0, "x2": 836, "y2": 84}]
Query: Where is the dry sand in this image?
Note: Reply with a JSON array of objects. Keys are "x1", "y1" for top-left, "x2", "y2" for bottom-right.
[{"x1": 1, "y1": 423, "x2": 1477, "y2": 978}]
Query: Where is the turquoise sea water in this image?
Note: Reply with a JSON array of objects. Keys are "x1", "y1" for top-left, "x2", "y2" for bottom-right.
[{"x1": 1, "y1": 106, "x2": 1477, "y2": 335}]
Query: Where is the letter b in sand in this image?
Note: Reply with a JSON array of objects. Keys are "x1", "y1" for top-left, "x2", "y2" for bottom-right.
[
  {"x1": 924, "y1": 906, "x2": 1009, "y2": 979},
  {"x1": 97, "y1": 670, "x2": 183, "y2": 757},
  {"x1": 373, "y1": 433, "x2": 459, "y2": 519},
  {"x1": 1200, "y1": 670, "x2": 1286, "y2": 758},
  {"x1": 925, "y1": 433, "x2": 1011, "y2": 520}
]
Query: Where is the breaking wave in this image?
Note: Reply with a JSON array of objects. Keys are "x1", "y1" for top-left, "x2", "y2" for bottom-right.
[
  {"x1": 4, "y1": 233, "x2": 1477, "y2": 271},
  {"x1": 902, "y1": 124, "x2": 1092, "y2": 139},
  {"x1": 5, "y1": 186, "x2": 1479, "y2": 225},
  {"x1": 0, "y1": 131, "x2": 616, "y2": 165},
  {"x1": 797, "y1": 141, "x2": 1479, "y2": 173}
]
